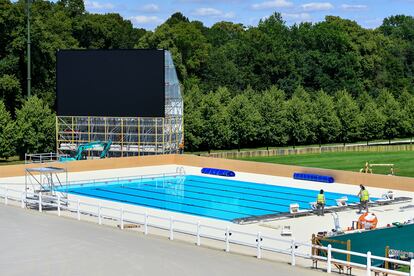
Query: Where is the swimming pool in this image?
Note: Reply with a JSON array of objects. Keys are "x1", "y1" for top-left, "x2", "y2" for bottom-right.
[{"x1": 62, "y1": 175, "x2": 367, "y2": 221}]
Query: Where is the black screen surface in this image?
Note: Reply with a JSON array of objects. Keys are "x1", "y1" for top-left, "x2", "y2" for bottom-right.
[{"x1": 57, "y1": 50, "x2": 165, "y2": 117}]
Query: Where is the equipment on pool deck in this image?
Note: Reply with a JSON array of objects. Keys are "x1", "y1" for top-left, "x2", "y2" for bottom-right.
[
  {"x1": 331, "y1": 213, "x2": 342, "y2": 233},
  {"x1": 382, "y1": 191, "x2": 394, "y2": 200},
  {"x1": 335, "y1": 197, "x2": 348, "y2": 207},
  {"x1": 281, "y1": 225, "x2": 292, "y2": 236},
  {"x1": 24, "y1": 166, "x2": 68, "y2": 209},
  {"x1": 313, "y1": 223, "x2": 414, "y2": 268},
  {"x1": 359, "y1": 162, "x2": 395, "y2": 175},
  {"x1": 293, "y1": 172, "x2": 334, "y2": 183},
  {"x1": 59, "y1": 140, "x2": 112, "y2": 162},
  {"x1": 357, "y1": 212, "x2": 378, "y2": 230},
  {"x1": 289, "y1": 203, "x2": 300, "y2": 214},
  {"x1": 201, "y1": 168, "x2": 236, "y2": 177}
]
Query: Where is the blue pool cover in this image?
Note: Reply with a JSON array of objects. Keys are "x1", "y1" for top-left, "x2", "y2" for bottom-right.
[
  {"x1": 61, "y1": 175, "x2": 366, "y2": 221},
  {"x1": 293, "y1": 173, "x2": 335, "y2": 183},
  {"x1": 201, "y1": 168, "x2": 236, "y2": 177}
]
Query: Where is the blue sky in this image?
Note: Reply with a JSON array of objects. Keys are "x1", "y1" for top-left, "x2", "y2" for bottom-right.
[{"x1": 83, "y1": 0, "x2": 414, "y2": 30}]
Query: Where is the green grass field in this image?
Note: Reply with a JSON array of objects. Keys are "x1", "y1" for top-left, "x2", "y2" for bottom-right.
[
  {"x1": 0, "y1": 156, "x2": 24, "y2": 166},
  {"x1": 239, "y1": 151, "x2": 414, "y2": 178}
]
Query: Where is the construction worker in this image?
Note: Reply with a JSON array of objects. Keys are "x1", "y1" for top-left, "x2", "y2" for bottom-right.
[
  {"x1": 316, "y1": 189, "x2": 325, "y2": 216},
  {"x1": 358, "y1": 185, "x2": 369, "y2": 213},
  {"x1": 178, "y1": 141, "x2": 184, "y2": 154}
]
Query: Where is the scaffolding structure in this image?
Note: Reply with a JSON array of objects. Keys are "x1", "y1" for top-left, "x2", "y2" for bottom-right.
[{"x1": 56, "y1": 51, "x2": 183, "y2": 157}]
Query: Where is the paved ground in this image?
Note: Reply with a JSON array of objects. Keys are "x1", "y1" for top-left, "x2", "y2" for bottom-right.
[{"x1": 0, "y1": 205, "x2": 323, "y2": 276}]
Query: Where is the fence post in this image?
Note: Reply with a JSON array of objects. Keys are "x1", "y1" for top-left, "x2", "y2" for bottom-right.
[
  {"x1": 169, "y1": 216, "x2": 174, "y2": 240},
  {"x1": 144, "y1": 212, "x2": 148, "y2": 235},
  {"x1": 410, "y1": 258, "x2": 414, "y2": 276},
  {"x1": 291, "y1": 238, "x2": 296, "y2": 266},
  {"x1": 196, "y1": 221, "x2": 201, "y2": 246},
  {"x1": 327, "y1": 244, "x2": 332, "y2": 274},
  {"x1": 98, "y1": 204, "x2": 102, "y2": 225},
  {"x1": 256, "y1": 232, "x2": 262, "y2": 259},
  {"x1": 366, "y1": 251, "x2": 371, "y2": 276},
  {"x1": 57, "y1": 194, "x2": 61, "y2": 216},
  {"x1": 38, "y1": 192, "x2": 42, "y2": 212},
  {"x1": 5, "y1": 186, "x2": 8, "y2": 205},
  {"x1": 120, "y1": 208, "x2": 124, "y2": 230},
  {"x1": 77, "y1": 199, "x2": 81, "y2": 220},
  {"x1": 225, "y1": 226, "x2": 230, "y2": 252}
]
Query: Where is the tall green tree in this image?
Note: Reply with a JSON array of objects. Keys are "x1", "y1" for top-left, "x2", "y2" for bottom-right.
[
  {"x1": 376, "y1": 89, "x2": 405, "y2": 143},
  {"x1": 286, "y1": 94, "x2": 311, "y2": 147},
  {"x1": 199, "y1": 88, "x2": 229, "y2": 153},
  {"x1": 399, "y1": 90, "x2": 414, "y2": 143},
  {"x1": 258, "y1": 86, "x2": 287, "y2": 149},
  {"x1": 312, "y1": 91, "x2": 340, "y2": 146},
  {"x1": 360, "y1": 101, "x2": 385, "y2": 145},
  {"x1": 0, "y1": 101, "x2": 16, "y2": 159},
  {"x1": 227, "y1": 93, "x2": 260, "y2": 151},
  {"x1": 183, "y1": 85, "x2": 203, "y2": 152},
  {"x1": 335, "y1": 90, "x2": 362, "y2": 145},
  {"x1": 0, "y1": 74, "x2": 22, "y2": 114},
  {"x1": 15, "y1": 96, "x2": 55, "y2": 157}
]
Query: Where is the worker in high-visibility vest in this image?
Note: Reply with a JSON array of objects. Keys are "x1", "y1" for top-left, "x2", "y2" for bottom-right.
[
  {"x1": 316, "y1": 189, "x2": 325, "y2": 216},
  {"x1": 358, "y1": 185, "x2": 369, "y2": 213}
]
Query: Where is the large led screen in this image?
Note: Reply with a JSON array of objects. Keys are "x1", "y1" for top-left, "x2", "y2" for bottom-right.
[{"x1": 57, "y1": 50, "x2": 165, "y2": 117}]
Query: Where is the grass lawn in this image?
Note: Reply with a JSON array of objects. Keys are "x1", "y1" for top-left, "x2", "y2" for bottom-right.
[
  {"x1": 239, "y1": 151, "x2": 414, "y2": 178},
  {"x1": 0, "y1": 156, "x2": 24, "y2": 166}
]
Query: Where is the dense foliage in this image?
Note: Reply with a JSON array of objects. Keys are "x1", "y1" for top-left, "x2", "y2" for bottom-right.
[{"x1": 1, "y1": 0, "x2": 414, "y2": 155}]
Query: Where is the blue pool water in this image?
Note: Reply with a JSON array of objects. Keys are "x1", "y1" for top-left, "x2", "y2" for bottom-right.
[{"x1": 62, "y1": 175, "x2": 368, "y2": 221}]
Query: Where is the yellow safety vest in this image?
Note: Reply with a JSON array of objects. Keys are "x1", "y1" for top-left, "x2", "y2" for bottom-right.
[
  {"x1": 360, "y1": 190, "x2": 369, "y2": 201},
  {"x1": 317, "y1": 194, "x2": 325, "y2": 204}
]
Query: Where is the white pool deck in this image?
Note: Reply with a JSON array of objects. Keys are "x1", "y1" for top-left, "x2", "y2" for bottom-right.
[
  {"x1": 1, "y1": 164, "x2": 414, "y2": 274},
  {"x1": 0, "y1": 205, "x2": 325, "y2": 276}
]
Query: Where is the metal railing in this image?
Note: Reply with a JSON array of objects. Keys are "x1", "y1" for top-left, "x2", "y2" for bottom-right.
[
  {"x1": 60, "y1": 172, "x2": 184, "y2": 190},
  {"x1": 24, "y1": 152, "x2": 68, "y2": 164},
  {"x1": 0, "y1": 186, "x2": 412, "y2": 276},
  {"x1": 1, "y1": 172, "x2": 184, "y2": 188}
]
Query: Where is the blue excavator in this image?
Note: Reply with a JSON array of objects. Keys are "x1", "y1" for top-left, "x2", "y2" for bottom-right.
[{"x1": 59, "y1": 140, "x2": 112, "y2": 162}]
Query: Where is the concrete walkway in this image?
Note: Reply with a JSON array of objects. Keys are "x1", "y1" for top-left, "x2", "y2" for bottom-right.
[{"x1": 0, "y1": 205, "x2": 323, "y2": 276}]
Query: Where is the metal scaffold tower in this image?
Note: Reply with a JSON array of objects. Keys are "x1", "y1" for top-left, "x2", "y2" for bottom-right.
[{"x1": 56, "y1": 51, "x2": 183, "y2": 157}]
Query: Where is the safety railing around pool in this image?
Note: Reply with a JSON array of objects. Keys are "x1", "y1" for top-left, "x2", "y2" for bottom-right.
[
  {"x1": 4, "y1": 170, "x2": 186, "y2": 188},
  {"x1": 0, "y1": 186, "x2": 412, "y2": 276},
  {"x1": 60, "y1": 171, "x2": 185, "y2": 189}
]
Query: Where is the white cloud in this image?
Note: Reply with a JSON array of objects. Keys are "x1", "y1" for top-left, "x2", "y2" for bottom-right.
[
  {"x1": 140, "y1": 3, "x2": 160, "y2": 13},
  {"x1": 84, "y1": 0, "x2": 114, "y2": 10},
  {"x1": 301, "y1": 2, "x2": 334, "y2": 11},
  {"x1": 193, "y1": 8, "x2": 235, "y2": 18},
  {"x1": 129, "y1": 15, "x2": 163, "y2": 24},
  {"x1": 251, "y1": 0, "x2": 293, "y2": 10},
  {"x1": 193, "y1": 7, "x2": 222, "y2": 16},
  {"x1": 341, "y1": 4, "x2": 368, "y2": 11},
  {"x1": 282, "y1": 12, "x2": 312, "y2": 21},
  {"x1": 223, "y1": 12, "x2": 236, "y2": 19}
]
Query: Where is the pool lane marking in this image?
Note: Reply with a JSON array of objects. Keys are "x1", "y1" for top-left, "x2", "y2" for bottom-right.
[
  {"x1": 123, "y1": 181, "x2": 313, "y2": 209},
  {"x1": 121, "y1": 185, "x2": 285, "y2": 213},
  {"x1": 92, "y1": 187, "x2": 261, "y2": 217},
  {"x1": 67, "y1": 190, "x2": 243, "y2": 221},
  {"x1": 187, "y1": 178, "x2": 361, "y2": 203},
  {"x1": 159, "y1": 179, "x2": 350, "y2": 205},
  {"x1": 102, "y1": 186, "x2": 278, "y2": 215}
]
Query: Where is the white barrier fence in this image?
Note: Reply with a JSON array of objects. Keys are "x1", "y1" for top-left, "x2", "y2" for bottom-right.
[{"x1": 0, "y1": 185, "x2": 413, "y2": 276}]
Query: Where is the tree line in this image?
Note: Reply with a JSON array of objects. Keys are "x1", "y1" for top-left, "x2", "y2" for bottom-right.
[
  {"x1": 0, "y1": 0, "x2": 414, "y2": 156},
  {"x1": 184, "y1": 86, "x2": 414, "y2": 152}
]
